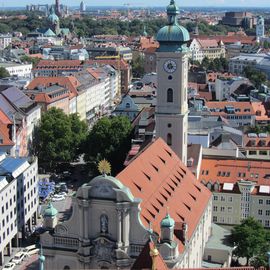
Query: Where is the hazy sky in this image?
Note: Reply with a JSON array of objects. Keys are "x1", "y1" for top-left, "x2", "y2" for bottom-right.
[{"x1": 1, "y1": 0, "x2": 270, "y2": 7}]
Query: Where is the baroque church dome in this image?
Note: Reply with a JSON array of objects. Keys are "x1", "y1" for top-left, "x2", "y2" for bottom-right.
[
  {"x1": 48, "y1": 6, "x2": 60, "y2": 24},
  {"x1": 156, "y1": 0, "x2": 190, "y2": 44}
]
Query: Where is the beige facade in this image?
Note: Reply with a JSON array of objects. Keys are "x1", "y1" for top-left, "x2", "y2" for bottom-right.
[
  {"x1": 41, "y1": 175, "x2": 150, "y2": 269},
  {"x1": 41, "y1": 172, "x2": 213, "y2": 269},
  {"x1": 155, "y1": 51, "x2": 189, "y2": 164},
  {"x1": 209, "y1": 180, "x2": 270, "y2": 228},
  {"x1": 76, "y1": 90, "x2": 87, "y2": 121}
]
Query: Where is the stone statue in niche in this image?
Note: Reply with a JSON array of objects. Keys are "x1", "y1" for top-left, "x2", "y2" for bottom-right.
[{"x1": 100, "y1": 214, "x2": 108, "y2": 233}]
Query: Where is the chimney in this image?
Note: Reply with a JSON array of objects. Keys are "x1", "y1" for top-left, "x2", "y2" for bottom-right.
[{"x1": 182, "y1": 222, "x2": 188, "y2": 245}]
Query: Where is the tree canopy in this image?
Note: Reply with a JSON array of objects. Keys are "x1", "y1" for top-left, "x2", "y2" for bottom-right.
[
  {"x1": 20, "y1": 55, "x2": 40, "y2": 67},
  {"x1": 83, "y1": 116, "x2": 133, "y2": 175},
  {"x1": 229, "y1": 217, "x2": 270, "y2": 266},
  {"x1": 33, "y1": 108, "x2": 87, "y2": 169},
  {"x1": 197, "y1": 57, "x2": 229, "y2": 72},
  {"x1": 0, "y1": 67, "x2": 10, "y2": 78},
  {"x1": 132, "y1": 55, "x2": 144, "y2": 78},
  {"x1": 243, "y1": 66, "x2": 268, "y2": 88}
]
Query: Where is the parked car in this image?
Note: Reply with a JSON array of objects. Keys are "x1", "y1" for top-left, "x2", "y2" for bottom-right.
[
  {"x1": 12, "y1": 252, "x2": 26, "y2": 264},
  {"x1": 3, "y1": 262, "x2": 16, "y2": 270},
  {"x1": 23, "y1": 244, "x2": 39, "y2": 256}
]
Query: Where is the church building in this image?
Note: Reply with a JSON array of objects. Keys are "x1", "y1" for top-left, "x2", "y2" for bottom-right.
[
  {"x1": 40, "y1": 139, "x2": 212, "y2": 269},
  {"x1": 38, "y1": 6, "x2": 71, "y2": 38},
  {"x1": 40, "y1": 1, "x2": 212, "y2": 269}
]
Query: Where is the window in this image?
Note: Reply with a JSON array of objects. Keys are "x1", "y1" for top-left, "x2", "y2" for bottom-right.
[
  {"x1": 266, "y1": 200, "x2": 270, "y2": 205},
  {"x1": 168, "y1": 123, "x2": 172, "y2": 128},
  {"x1": 220, "y1": 196, "x2": 225, "y2": 202},
  {"x1": 100, "y1": 214, "x2": 108, "y2": 234},
  {"x1": 213, "y1": 206, "x2": 218, "y2": 211},
  {"x1": 213, "y1": 195, "x2": 218, "y2": 201},
  {"x1": 228, "y1": 207, "x2": 232, "y2": 213},
  {"x1": 167, "y1": 88, "x2": 173, "y2": 103},
  {"x1": 213, "y1": 216, "x2": 217, "y2": 222},
  {"x1": 125, "y1": 103, "x2": 130, "y2": 109},
  {"x1": 259, "y1": 199, "x2": 263, "y2": 204},
  {"x1": 167, "y1": 133, "x2": 172, "y2": 146},
  {"x1": 228, "y1": 196, "x2": 233, "y2": 202},
  {"x1": 168, "y1": 75, "x2": 173, "y2": 80},
  {"x1": 220, "y1": 206, "x2": 225, "y2": 212},
  {"x1": 258, "y1": 209, "x2": 263, "y2": 215},
  {"x1": 266, "y1": 210, "x2": 270, "y2": 216},
  {"x1": 265, "y1": 220, "x2": 269, "y2": 227}
]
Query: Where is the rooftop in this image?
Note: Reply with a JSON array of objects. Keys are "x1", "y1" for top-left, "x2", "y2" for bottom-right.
[{"x1": 117, "y1": 138, "x2": 211, "y2": 242}]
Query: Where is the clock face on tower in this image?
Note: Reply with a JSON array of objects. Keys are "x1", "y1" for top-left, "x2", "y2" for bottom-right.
[{"x1": 163, "y1": 60, "x2": 177, "y2": 73}]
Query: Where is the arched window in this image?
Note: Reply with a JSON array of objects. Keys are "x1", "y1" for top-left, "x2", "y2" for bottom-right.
[
  {"x1": 100, "y1": 214, "x2": 108, "y2": 233},
  {"x1": 167, "y1": 133, "x2": 172, "y2": 146},
  {"x1": 126, "y1": 102, "x2": 131, "y2": 109},
  {"x1": 63, "y1": 266, "x2": 70, "y2": 270},
  {"x1": 167, "y1": 88, "x2": 173, "y2": 103}
]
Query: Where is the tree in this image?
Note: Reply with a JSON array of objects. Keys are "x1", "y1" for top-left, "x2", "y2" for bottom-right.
[
  {"x1": 132, "y1": 55, "x2": 144, "y2": 78},
  {"x1": 0, "y1": 67, "x2": 10, "y2": 78},
  {"x1": 83, "y1": 116, "x2": 132, "y2": 175},
  {"x1": 33, "y1": 108, "x2": 87, "y2": 169},
  {"x1": 243, "y1": 66, "x2": 267, "y2": 88},
  {"x1": 20, "y1": 55, "x2": 40, "y2": 67},
  {"x1": 229, "y1": 217, "x2": 270, "y2": 266}
]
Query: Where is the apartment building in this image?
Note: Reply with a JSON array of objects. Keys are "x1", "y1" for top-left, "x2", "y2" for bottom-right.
[
  {"x1": 0, "y1": 62, "x2": 32, "y2": 78},
  {"x1": 243, "y1": 133, "x2": 270, "y2": 160},
  {"x1": 0, "y1": 153, "x2": 39, "y2": 266},
  {"x1": 214, "y1": 76, "x2": 250, "y2": 101},
  {"x1": 0, "y1": 86, "x2": 41, "y2": 157},
  {"x1": 205, "y1": 101, "x2": 256, "y2": 127},
  {"x1": 200, "y1": 158, "x2": 270, "y2": 228},
  {"x1": 189, "y1": 38, "x2": 225, "y2": 63},
  {"x1": 0, "y1": 35, "x2": 12, "y2": 49},
  {"x1": 229, "y1": 53, "x2": 270, "y2": 80}
]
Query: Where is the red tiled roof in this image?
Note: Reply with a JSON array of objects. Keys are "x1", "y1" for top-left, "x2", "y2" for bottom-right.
[
  {"x1": 0, "y1": 109, "x2": 12, "y2": 125},
  {"x1": 0, "y1": 124, "x2": 14, "y2": 146},
  {"x1": 192, "y1": 35, "x2": 256, "y2": 45},
  {"x1": 35, "y1": 60, "x2": 82, "y2": 69},
  {"x1": 0, "y1": 111, "x2": 14, "y2": 147},
  {"x1": 200, "y1": 158, "x2": 270, "y2": 187},
  {"x1": 251, "y1": 102, "x2": 268, "y2": 121},
  {"x1": 86, "y1": 59, "x2": 129, "y2": 70},
  {"x1": 206, "y1": 101, "x2": 255, "y2": 116},
  {"x1": 197, "y1": 39, "x2": 219, "y2": 48},
  {"x1": 27, "y1": 76, "x2": 80, "y2": 99},
  {"x1": 244, "y1": 134, "x2": 270, "y2": 149},
  {"x1": 117, "y1": 138, "x2": 211, "y2": 241}
]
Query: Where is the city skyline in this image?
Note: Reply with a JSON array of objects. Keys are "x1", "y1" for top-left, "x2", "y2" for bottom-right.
[{"x1": 1, "y1": 0, "x2": 270, "y2": 7}]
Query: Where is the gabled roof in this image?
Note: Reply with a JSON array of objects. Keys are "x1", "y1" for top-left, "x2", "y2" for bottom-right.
[
  {"x1": 86, "y1": 59, "x2": 129, "y2": 70},
  {"x1": 200, "y1": 158, "x2": 270, "y2": 187},
  {"x1": 197, "y1": 39, "x2": 219, "y2": 48},
  {"x1": 0, "y1": 109, "x2": 12, "y2": 125},
  {"x1": 117, "y1": 138, "x2": 211, "y2": 241},
  {"x1": 35, "y1": 60, "x2": 82, "y2": 69},
  {"x1": 27, "y1": 76, "x2": 81, "y2": 99}
]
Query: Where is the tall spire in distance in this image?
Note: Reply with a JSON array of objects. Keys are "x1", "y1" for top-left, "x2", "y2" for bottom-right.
[{"x1": 55, "y1": 0, "x2": 61, "y2": 17}]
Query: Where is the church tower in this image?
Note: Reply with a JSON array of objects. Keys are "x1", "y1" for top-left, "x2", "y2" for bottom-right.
[{"x1": 155, "y1": 0, "x2": 190, "y2": 164}]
